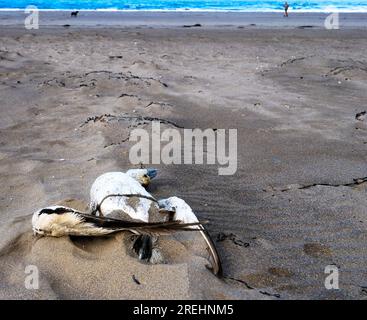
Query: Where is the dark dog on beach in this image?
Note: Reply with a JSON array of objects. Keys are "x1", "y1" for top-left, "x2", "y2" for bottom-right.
[{"x1": 71, "y1": 11, "x2": 79, "y2": 17}]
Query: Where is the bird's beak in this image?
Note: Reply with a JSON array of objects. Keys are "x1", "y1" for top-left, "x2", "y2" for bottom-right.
[{"x1": 147, "y1": 168, "x2": 157, "y2": 180}]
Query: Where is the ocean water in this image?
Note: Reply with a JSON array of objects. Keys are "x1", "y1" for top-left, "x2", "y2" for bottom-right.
[{"x1": 0, "y1": 0, "x2": 366, "y2": 12}]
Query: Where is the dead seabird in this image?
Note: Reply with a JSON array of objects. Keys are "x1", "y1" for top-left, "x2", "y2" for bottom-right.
[{"x1": 89, "y1": 169, "x2": 199, "y2": 263}]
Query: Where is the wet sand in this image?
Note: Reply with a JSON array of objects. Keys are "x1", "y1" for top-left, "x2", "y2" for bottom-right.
[{"x1": 0, "y1": 16, "x2": 367, "y2": 299}]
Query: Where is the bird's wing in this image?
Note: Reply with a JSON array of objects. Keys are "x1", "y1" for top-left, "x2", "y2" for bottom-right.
[{"x1": 77, "y1": 212, "x2": 205, "y2": 234}]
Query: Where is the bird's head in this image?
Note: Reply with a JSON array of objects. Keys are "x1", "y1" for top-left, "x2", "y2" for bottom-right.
[{"x1": 125, "y1": 168, "x2": 157, "y2": 187}]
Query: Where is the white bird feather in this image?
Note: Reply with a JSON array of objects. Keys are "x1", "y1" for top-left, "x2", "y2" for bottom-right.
[
  {"x1": 32, "y1": 205, "x2": 201, "y2": 238},
  {"x1": 89, "y1": 170, "x2": 158, "y2": 221}
]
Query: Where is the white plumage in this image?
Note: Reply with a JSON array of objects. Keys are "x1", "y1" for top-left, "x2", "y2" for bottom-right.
[
  {"x1": 158, "y1": 196, "x2": 199, "y2": 225},
  {"x1": 32, "y1": 205, "x2": 199, "y2": 238},
  {"x1": 89, "y1": 169, "x2": 158, "y2": 222},
  {"x1": 88, "y1": 168, "x2": 164, "y2": 263},
  {"x1": 32, "y1": 206, "x2": 118, "y2": 237}
]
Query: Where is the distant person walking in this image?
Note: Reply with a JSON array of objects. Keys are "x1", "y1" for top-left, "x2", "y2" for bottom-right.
[{"x1": 284, "y1": 1, "x2": 289, "y2": 17}]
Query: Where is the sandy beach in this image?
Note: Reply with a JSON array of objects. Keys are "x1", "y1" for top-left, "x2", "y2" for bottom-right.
[{"x1": 0, "y1": 12, "x2": 367, "y2": 299}]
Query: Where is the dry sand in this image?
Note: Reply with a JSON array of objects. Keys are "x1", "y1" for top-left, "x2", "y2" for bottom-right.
[{"x1": 0, "y1": 16, "x2": 367, "y2": 299}]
